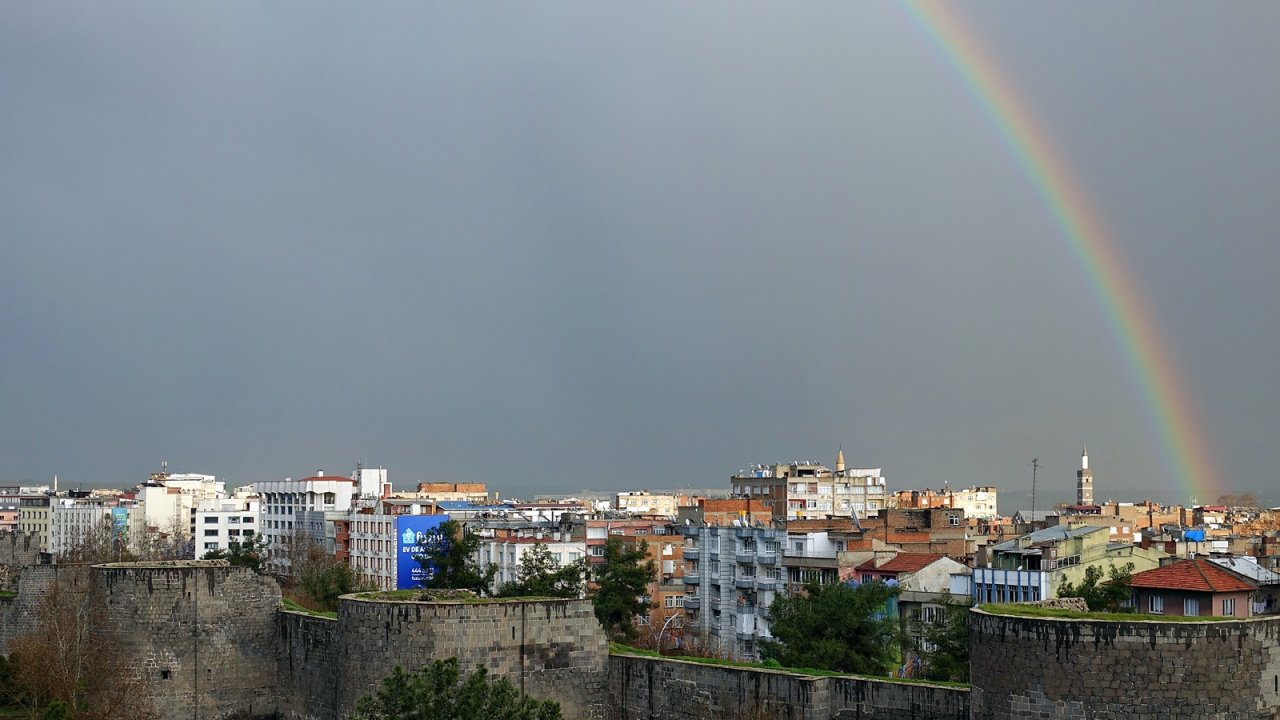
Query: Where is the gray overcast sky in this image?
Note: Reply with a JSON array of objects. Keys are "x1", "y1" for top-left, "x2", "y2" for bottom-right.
[{"x1": 2, "y1": 2, "x2": 1277, "y2": 509}]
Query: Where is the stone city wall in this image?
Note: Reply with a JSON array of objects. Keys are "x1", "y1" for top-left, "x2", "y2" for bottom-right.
[
  {"x1": 329, "y1": 595, "x2": 609, "y2": 720},
  {"x1": 278, "y1": 611, "x2": 341, "y2": 720},
  {"x1": 95, "y1": 561, "x2": 282, "y2": 720},
  {"x1": 0, "y1": 532, "x2": 41, "y2": 569},
  {"x1": 608, "y1": 653, "x2": 968, "y2": 720},
  {"x1": 969, "y1": 608, "x2": 1280, "y2": 719},
  {"x1": 0, "y1": 564, "x2": 92, "y2": 656}
]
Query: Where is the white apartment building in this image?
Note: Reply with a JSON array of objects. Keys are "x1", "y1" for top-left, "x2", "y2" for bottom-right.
[
  {"x1": 476, "y1": 530, "x2": 586, "y2": 594},
  {"x1": 258, "y1": 473, "x2": 358, "y2": 570},
  {"x1": 194, "y1": 494, "x2": 262, "y2": 557},
  {"x1": 49, "y1": 499, "x2": 113, "y2": 558}
]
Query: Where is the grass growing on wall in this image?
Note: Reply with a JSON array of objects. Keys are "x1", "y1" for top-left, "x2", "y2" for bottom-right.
[
  {"x1": 283, "y1": 597, "x2": 337, "y2": 619},
  {"x1": 608, "y1": 644, "x2": 967, "y2": 687},
  {"x1": 0, "y1": 590, "x2": 16, "y2": 600},
  {"x1": 980, "y1": 603, "x2": 1241, "y2": 622}
]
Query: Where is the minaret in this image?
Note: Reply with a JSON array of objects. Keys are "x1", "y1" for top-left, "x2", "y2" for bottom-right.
[
  {"x1": 835, "y1": 447, "x2": 846, "y2": 474},
  {"x1": 1076, "y1": 446, "x2": 1094, "y2": 506}
]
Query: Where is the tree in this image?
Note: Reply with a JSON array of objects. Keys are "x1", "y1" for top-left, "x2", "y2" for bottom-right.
[
  {"x1": 6, "y1": 582, "x2": 159, "y2": 720},
  {"x1": 913, "y1": 601, "x2": 970, "y2": 682},
  {"x1": 201, "y1": 533, "x2": 269, "y2": 573},
  {"x1": 280, "y1": 532, "x2": 374, "y2": 612},
  {"x1": 497, "y1": 543, "x2": 586, "y2": 599},
  {"x1": 415, "y1": 520, "x2": 496, "y2": 595},
  {"x1": 1057, "y1": 563, "x2": 1135, "y2": 612},
  {"x1": 760, "y1": 580, "x2": 901, "y2": 675},
  {"x1": 59, "y1": 516, "x2": 132, "y2": 564},
  {"x1": 590, "y1": 536, "x2": 656, "y2": 643},
  {"x1": 347, "y1": 657, "x2": 562, "y2": 720}
]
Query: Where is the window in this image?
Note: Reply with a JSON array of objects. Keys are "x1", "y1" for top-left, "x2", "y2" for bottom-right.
[
  {"x1": 243, "y1": 516, "x2": 255, "y2": 524},
  {"x1": 204, "y1": 529, "x2": 218, "y2": 537},
  {"x1": 228, "y1": 529, "x2": 240, "y2": 536},
  {"x1": 243, "y1": 529, "x2": 254, "y2": 536},
  {"x1": 948, "y1": 514, "x2": 960, "y2": 526},
  {"x1": 204, "y1": 516, "x2": 219, "y2": 524},
  {"x1": 590, "y1": 546, "x2": 605, "y2": 556},
  {"x1": 1149, "y1": 595, "x2": 1164, "y2": 614},
  {"x1": 1184, "y1": 597, "x2": 1200, "y2": 616},
  {"x1": 1222, "y1": 598, "x2": 1235, "y2": 616}
]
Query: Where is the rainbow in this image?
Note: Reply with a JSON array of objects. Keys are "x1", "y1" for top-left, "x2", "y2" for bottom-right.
[{"x1": 898, "y1": 1, "x2": 1217, "y2": 504}]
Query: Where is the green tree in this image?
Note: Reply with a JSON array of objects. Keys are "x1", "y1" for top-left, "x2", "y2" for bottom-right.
[
  {"x1": 497, "y1": 543, "x2": 586, "y2": 599},
  {"x1": 760, "y1": 580, "x2": 900, "y2": 675},
  {"x1": 347, "y1": 657, "x2": 562, "y2": 720},
  {"x1": 589, "y1": 536, "x2": 656, "y2": 643},
  {"x1": 1057, "y1": 563, "x2": 1135, "y2": 612},
  {"x1": 914, "y1": 601, "x2": 970, "y2": 682},
  {"x1": 416, "y1": 520, "x2": 497, "y2": 595},
  {"x1": 201, "y1": 533, "x2": 269, "y2": 573}
]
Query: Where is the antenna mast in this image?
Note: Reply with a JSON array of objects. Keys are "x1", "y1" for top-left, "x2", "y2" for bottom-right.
[{"x1": 1030, "y1": 458, "x2": 1040, "y2": 527}]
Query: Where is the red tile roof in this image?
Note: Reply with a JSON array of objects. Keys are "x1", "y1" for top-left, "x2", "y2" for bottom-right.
[
  {"x1": 1130, "y1": 559, "x2": 1256, "y2": 593},
  {"x1": 856, "y1": 552, "x2": 946, "y2": 574}
]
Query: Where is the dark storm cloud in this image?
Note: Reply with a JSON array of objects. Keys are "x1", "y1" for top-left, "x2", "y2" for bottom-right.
[{"x1": 1, "y1": 2, "x2": 1276, "y2": 507}]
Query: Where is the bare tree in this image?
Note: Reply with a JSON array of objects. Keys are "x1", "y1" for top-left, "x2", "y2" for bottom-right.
[{"x1": 7, "y1": 581, "x2": 159, "y2": 720}]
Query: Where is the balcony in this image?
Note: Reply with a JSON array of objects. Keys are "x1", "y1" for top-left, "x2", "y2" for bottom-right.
[
  {"x1": 682, "y1": 574, "x2": 700, "y2": 585},
  {"x1": 735, "y1": 553, "x2": 756, "y2": 565},
  {"x1": 757, "y1": 603, "x2": 770, "y2": 619},
  {"x1": 684, "y1": 596, "x2": 701, "y2": 610},
  {"x1": 734, "y1": 577, "x2": 755, "y2": 590},
  {"x1": 734, "y1": 526, "x2": 755, "y2": 539},
  {"x1": 756, "y1": 553, "x2": 778, "y2": 565},
  {"x1": 678, "y1": 524, "x2": 700, "y2": 538},
  {"x1": 755, "y1": 578, "x2": 777, "y2": 591}
]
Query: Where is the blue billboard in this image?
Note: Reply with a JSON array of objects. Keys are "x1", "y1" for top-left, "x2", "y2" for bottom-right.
[
  {"x1": 110, "y1": 507, "x2": 129, "y2": 539},
  {"x1": 396, "y1": 514, "x2": 450, "y2": 590}
]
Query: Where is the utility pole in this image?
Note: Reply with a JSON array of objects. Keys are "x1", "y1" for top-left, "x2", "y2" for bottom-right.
[{"x1": 1030, "y1": 458, "x2": 1040, "y2": 528}]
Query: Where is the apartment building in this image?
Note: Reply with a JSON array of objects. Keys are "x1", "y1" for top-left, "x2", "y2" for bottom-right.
[
  {"x1": 678, "y1": 522, "x2": 783, "y2": 660},
  {"x1": 18, "y1": 495, "x2": 51, "y2": 551},
  {"x1": 258, "y1": 473, "x2": 359, "y2": 571},
  {"x1": 194, "y1": 493, "x2": 261, "y2": 557},
  {"x1": 972, "y1": 523, "x2": 1164, "y2": 604},
  {"x1": 48, "y1": 497, "x2": 113, "y2": 557},
  {"x1": 893, "y1": 486, "x2": 999, "y2": 519},
  {"x1": 730, "y1": 452, "x2": 889, "y2": 521}
]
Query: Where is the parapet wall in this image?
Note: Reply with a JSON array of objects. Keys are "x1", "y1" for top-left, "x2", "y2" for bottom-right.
[
  {"x1": 95, "y1": 561, "x2": 282, "y2": 720},
  {"x1": 969, "y1": 608, "x2": 1280, "y2": 719},
  {"x1": 0, "y1": 532, "x2": 41, "y2": 569},
  {"x1": 0, "y1": 564, "x2": 92, "y2": 655},
  {"x1": 278, "y1": 595, "x2": 610, "y2": 720},
  {"x1": 608, "y1": 653, "x2": 968, "y2": 720}
]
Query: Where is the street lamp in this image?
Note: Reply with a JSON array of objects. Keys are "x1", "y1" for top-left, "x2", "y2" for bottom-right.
[{"x1": 655, "y1": 612, "x2": 683, "y2": 655}]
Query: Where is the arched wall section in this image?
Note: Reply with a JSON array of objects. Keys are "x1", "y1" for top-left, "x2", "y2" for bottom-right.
[
  {"x1": 95, "y1": 561, "x2": 282, "y2": 720},
  {"x1": 330, "y1": 595, "x2": 609, "y2": 720},
  {"x1": 969, "y1": 608, "x2": 1280, "y2": 719}
]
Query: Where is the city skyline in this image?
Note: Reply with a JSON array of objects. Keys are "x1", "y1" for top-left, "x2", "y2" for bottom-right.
[{"x1": 2, "y1": 3, "x2": 1277, "y2": 506}]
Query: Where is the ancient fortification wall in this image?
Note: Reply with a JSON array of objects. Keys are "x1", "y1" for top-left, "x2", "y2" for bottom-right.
[
  {"x1": 0, "y1": 532, "x2": 41, "y2": 569},
  {"x1": 0, "y1": 564, "x2": 92, "y2": 655},
  {"x1": 95, "y1": 561, "x2": 282, "y2": 720},
  {"x1": 969, "y1": 608, "x2": 1280, "y2": 719},
  {"x1": 328, "y1": 595, "x2": 609, "y2": 719},
  {"x1": 278, "y1": 612, "x2": 341, "y2": 720},
  {"x1": 608, "y1": 654, "x2": 968, "y2": 720}
]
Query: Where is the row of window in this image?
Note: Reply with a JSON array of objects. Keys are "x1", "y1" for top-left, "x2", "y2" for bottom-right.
[
  {"x1": 1147, "y1": 595, "x2": 1228, "y2": 616},
  {"x1": 202, "y1": 516, "x2": 256, "y2": 524},
  {"x1": 202, "y1": 529, "x2": 254, "y2": 537}
]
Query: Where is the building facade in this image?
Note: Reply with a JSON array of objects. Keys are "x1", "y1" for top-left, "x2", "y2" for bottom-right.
[{"x1": 731, "y1": 453, "x2": 889, "y2": 521}]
